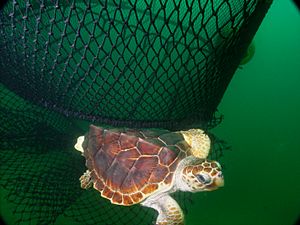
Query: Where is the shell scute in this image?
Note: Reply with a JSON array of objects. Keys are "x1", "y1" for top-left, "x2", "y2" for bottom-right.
[
  {"x1": 137, "y1": 140, "x2": 161, "y2": 155},
  {"x1": 131, "y1": 160, "x2": 157, "y2": 190},
  {"x1": 131, "y1": 192, "x2": 143, "y2": 203},
  {"x1": 123, "y1": 195, "x2": 134, "y2": 205},
  {"x1": 142, "y1": 184, "x2": 159, "y2": 195},
  {"x1": 149, "y1": 164, "x2": 169, "y2": 183},
  {"x1": 119, "y1": 133, "x2": 139, "y2": 149},
  {"x1": 134, "y1": 156, "x2": 158, "y2": 170},
  {"x1": 159, "y1": 132, "x2": 184, "y2": 146},
  {"x1": 120, "y1": 176, "x2": 138, "y2": 194},
  {"x1": 94, "y1": 151, "x2": 112, "y2": 180},
  {"x1": 94, "y1": 179, "x2": 104, "y2": 192},
  {"x1": 123, "y1": 129, "x2": 144, "y2": 138},
  {"x1": 175, "y1": 141, "x2": 191, "y2": 152},
  {"x1": 143, "y1": 138, "x2": 165, "y2": 147},
  {"x1": 92, "y1": 136, "x2": 122, "y2": 177},
  {"x1": 112, "y1": 192, "x2": 123, "y2": 204},
  {"x1": 86, "y1": 127, "x2": 104, "y2": 156},
  {"x1": 140, "y1": 129, "x2": 168, "y2": 138},
  {"x1": 103, "y1": 130, "x2": 120, "y2": 145},
  {"x1": 158, "y1": 147, "x2": 178, "y2": 166},
  {"x1": 116, "y1": 148, "x2": 140, "y2": 170},
  {"x1": 106, "y1": 160, "x2": 129, "y2": 189},
  {"x1": 102, "y1": 186, "x2": 114, "y2": 199},
  {"x1": 102, "y1": 141, "x2": 121, "y2": 158}
]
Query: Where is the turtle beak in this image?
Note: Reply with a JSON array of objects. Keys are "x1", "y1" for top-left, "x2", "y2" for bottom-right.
[
  {"x1": 214, "y1": 176, "x2": 224, "y2": 187},
  {"x1": 205, "y1": 173, "x2": 224, "y2": 191}
]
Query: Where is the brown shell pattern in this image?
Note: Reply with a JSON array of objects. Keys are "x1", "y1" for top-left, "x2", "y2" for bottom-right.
[{"x1": 82, "y1": 125, "x2": 190, "y2": 206}]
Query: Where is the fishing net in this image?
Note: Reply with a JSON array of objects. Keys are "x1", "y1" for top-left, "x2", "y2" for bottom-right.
[{"x1": 0, "y1": 0, "x2": 272, "y2": 224}]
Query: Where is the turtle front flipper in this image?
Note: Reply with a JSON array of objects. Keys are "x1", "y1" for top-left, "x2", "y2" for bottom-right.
[
  {"x1": 142, "y1": 194, "x2": 184, "y2": 225},
  {"x1": 179, "y1": 129, "x2": 211, "y2": 159}
]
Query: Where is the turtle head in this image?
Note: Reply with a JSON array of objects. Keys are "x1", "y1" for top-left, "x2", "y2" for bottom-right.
[{"x1": 181, "y1": 159, "x2": 224, "y2": 192}]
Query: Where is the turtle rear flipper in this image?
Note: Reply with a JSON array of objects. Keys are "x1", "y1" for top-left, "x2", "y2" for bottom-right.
[{"x1": 80, "y1": 170, "x2": 93, "y2": 189}]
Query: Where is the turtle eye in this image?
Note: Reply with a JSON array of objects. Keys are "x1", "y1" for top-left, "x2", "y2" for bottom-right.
[{"x1": 196, "y1": 173, "x2": 211, "y2": 184}]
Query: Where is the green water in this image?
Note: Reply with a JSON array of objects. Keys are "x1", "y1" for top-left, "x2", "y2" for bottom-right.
[
  {"x1": 187, "y1": 0, "x2": 300, "y2": 224},
  {"x1": 1, "y1": 0, "x2": 300, "y2": 225}
]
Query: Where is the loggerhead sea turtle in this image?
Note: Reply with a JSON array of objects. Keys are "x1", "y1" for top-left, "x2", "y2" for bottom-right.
[{"x1": 74, "y1": 125, "x2": 224, "y2": 225}]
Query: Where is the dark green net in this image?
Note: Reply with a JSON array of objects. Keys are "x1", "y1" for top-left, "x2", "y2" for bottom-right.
[
  {"x1": 0, "y1": 0, "x2": 271, "y2": 129},
  {"x1": 0, "y1": 0, "x2": 271, "y2": 224}
]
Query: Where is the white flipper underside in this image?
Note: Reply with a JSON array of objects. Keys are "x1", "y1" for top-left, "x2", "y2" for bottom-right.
[{"x1": 142, "y1": 194, "x2": 184, "y2": 225}]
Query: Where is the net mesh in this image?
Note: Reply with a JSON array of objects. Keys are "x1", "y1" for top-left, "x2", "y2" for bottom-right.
[
  {"x1": 0, "y1": 0, "x2": 271, "y2": 129},
  {"x1": 0, "y1": 0, "x2": 271, "y2": 224}
]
